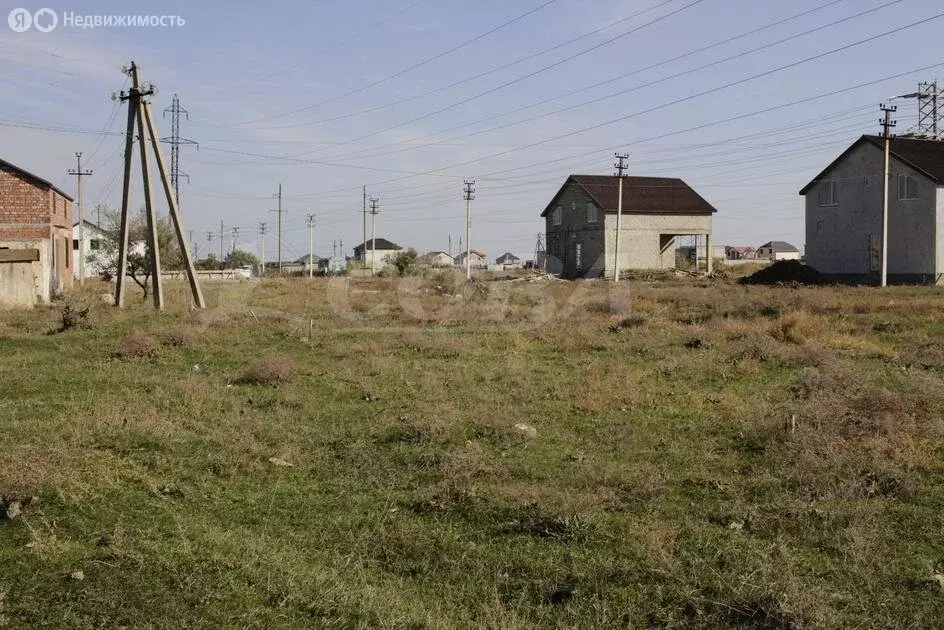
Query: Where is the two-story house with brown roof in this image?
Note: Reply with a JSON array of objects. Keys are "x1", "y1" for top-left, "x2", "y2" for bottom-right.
[{"x1": 541, "y1": 175, "x2": 718, "y2": 278}]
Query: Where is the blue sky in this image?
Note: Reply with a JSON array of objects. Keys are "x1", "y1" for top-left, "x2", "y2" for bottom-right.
[{"x1": 1, "y1": 0, "x2": 942, "y2": 262}]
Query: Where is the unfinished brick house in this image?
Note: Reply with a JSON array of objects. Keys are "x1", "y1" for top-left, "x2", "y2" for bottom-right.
[{"x1": 0, "y1": 158, "x2": 74, "y2": 307}]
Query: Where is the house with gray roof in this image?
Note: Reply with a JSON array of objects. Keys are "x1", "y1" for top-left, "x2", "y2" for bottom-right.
[
  {"x1": 756, "y1": 241, "x2": 800, "y2": 261},
  {"x1": 541, "y1": 175, "x2": 718, "y2": 278},
  {"x1": 801, "y1": 135, "x2": 944, "y2": 283}
]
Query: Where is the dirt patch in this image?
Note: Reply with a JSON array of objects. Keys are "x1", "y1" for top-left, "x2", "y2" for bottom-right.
[{"x1": 740, "y1": 261, "x2": 824, "y2": 286}]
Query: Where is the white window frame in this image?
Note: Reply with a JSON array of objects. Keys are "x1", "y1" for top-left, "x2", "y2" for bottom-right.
[
  {"x1": 552, "y1": 205, "x2": 562, "y2": 226},
  {"x1": 898, "y1": 174, "x2": 918, "y2": 201},
  {"x1": 818, "y1": 180, "x2": 838, "y2": 207},
  {"x1": 586, "y1": 202, "x2": 597, "y2": 223}
]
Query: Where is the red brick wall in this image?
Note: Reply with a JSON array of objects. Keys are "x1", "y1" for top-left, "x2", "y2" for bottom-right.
[{"x1": 0, "y1": 164, "x2": 74, "y2": 292}]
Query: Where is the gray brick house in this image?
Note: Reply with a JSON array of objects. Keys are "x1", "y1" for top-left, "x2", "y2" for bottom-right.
[
  {"x1": 801, "y1": 135, "x2": 944, "y2": 283},
  {"x1": 541, "y1": 175, "x2": 717, "y2": 278}
]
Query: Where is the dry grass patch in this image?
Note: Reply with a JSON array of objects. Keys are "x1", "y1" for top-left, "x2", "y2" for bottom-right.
[
  {"x1": 240, "y1": 354, "x2": 296, "y2": 387},
  {"x1": 163, "y1": 326, "x2": 199, "y2": 347},
  {"x1": 115, "y1": 331, "x2": 160, "y2": 359}
]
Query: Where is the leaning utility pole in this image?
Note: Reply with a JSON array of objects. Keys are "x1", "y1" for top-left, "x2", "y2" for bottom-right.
[
  {"x1": 880, "y1": 104, "x2": 897, "y2": 287},
  {"x1": 161, "y1": 94, "x2": 197, "y2": 209},
  {"x1": 613, "y1": 153, "x2": 629, "y2": 282},
  {"x1": 259, "y1": 222, "x2": 267, "y2": 277},
  {"x1": 113, "y1": 61, "x2": 204, "y2": 310},
  {"x1": 68, "y1": 152, "x2": 92, "y2": 284},
  {"x1": 463, "y1": 179, "x2": 475, "y2": 280},
  {"x1": 369, "y1": 197, "x2": 380, "y2": 275},
  {"x1": 307, "y1": 213, "x2": 316, "y2": 278},
  {"x1": 275, "y1": 183, "x2": 283, "y2": 273}
]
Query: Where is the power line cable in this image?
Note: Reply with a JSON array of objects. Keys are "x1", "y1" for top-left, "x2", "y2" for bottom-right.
[{"x1": 236, "y1": 0, "x2": 563, "y2": 125}]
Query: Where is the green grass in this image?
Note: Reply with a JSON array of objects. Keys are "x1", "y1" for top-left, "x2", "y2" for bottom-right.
[{"x1": 2, "y1": 276, "x2": 944, "y2": 627}]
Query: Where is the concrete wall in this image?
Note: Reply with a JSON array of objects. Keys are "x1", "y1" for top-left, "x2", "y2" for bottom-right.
[
  {"x1": 0, "y1": 240, "x2": 50, "y2": 308},
  {"x1": 936, "y1": 187, "x2": 944, "y2": 278},
  {"x1": 805, "y1": 142, "x2": 938, "y2": 280},
  {"x1": 602, "y1": 213, "x2": 712, "y2": 274},
  {"x1": 72, "y1": 223, "x2": 110, "y2": 279},
  {"x1": 363, "y1": 249, "x2": 398, "y2": 269}
]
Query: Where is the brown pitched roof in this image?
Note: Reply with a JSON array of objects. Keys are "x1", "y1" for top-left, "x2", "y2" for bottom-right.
[
  {"x1": 0, "y1": 158, "x2": 74, "y2": 201},
  {"x1": 799, "y1": 135, "x2": 944, "y2": 194},
  {"x1": 541, "y1": 175, "x2": 717, "y2": 217}
]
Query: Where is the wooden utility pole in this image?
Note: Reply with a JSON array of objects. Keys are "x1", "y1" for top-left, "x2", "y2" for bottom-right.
[
  {"x1": 68, "y1": 152, "x2": 92, "y2": 284},
  {"x1": 113, "y1": 61, "x2": 205, "y2": 310},
  {"x1": 880, "y1": 104, "x2": 897, "y2": 287},
  {"x1": 613, "y1": 153, "x2": 629, "y2": 282},
  {"x1": 463, "y1": 180, "x2": 475, "y2": 280},
  {"x1": 307, "y1": 213, "x2": 316, "y2": 278}
]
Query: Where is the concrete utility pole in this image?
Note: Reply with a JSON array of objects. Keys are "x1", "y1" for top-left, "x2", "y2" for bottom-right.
[
  {"x1": 362, "y1": 185, "x2": 368, "y2": 263},
  {"x1": 613, "y1": 153, "x2": 629, "y2": 282},
  {"x1": 219, "y1": 219, "x2": 225, "y2": 261},
  {"x1": 463, "y1": 179, "x2": 475, "y2": 280},
  {"x1": 369, "y1": 197, "x2": 380, "y2": 275},
  {"x1": 880, "y1": 104, "x2": 897, "y2": 288},
  {"x1": 114, "y1": 61, "x2": 204, "y2": 310},
  {"x1": 231, "y1": 226, "x2": 239, "y2": 257},
  {"x1": 307, "y1": 213, "x2": 316, "y2": 278},
  {"x1": 274, "y1": 183, "x2": 283, "y2": 274},
  {"x1": 259, "y1": 222, "x2": 267, "y2": 277},
  {"x1": 68, "y1": 152, "x2": 92, "y2": 284},
  {"x1": 448, "y1": 235, "x2": 452, "y2": 257}
]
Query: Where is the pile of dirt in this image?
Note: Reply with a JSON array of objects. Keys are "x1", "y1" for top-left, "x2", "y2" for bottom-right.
[{"x1": 739, "y1": 260, "x2": 824, "y2": 286}]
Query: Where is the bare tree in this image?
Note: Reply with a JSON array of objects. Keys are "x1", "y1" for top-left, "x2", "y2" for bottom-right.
[{"x1": 89, "y1": 206, "x2": 183, "y2": 298}]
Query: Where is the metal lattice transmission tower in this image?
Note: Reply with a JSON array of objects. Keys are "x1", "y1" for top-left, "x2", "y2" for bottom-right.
[
  {"x1": 899, "y1": 81, "x2": 942, "y2": 139},
  {"x1": 161, "y1": 94, "x2": 198, "y2": 207},
  {"x1": 917, "y1": 81, "x2": 941, "y2": 139}
]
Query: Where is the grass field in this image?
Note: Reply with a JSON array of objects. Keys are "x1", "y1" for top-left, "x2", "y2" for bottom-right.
[{"x1": 2, "y1": 273, "x2": 944, "y2": 628}]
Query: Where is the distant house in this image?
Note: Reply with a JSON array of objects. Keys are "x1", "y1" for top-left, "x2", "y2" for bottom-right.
[
  {"x1": 294, "y1": 254, "x2": 326, "y2": 273},
  {"x1": 455, "y1": 249, "x2": 487, "y2": 269},
  {"x1": 496, "y1": 252, "x2": 522, "y2": 269},
  {"x1": 0, "y1": 158, "x2": 74, "y2": 307},
  {"x1": 677, "y1": 244, "x2": 725, "y2": 263},
  {"x1": 726, "y1": 246, "x2": 756, "y2": 260},
  {"x1": 756, "y1": 241, "x2": 800, "y2": 261},
  {"x1": 72, "y1": 219, "x2": 108, "y2": 279},
  {"x1": 801, "y1": 135, "x2": 944, "y2": 283},
  {"x1": 541, "y1": 175, "x2": 718, "y2": 278},
  {"x1": 353, "y1": 238, "x2": 402, "y2": 269},
  {"x1": 422, "y1": 251, "x2": 454, "y2": 268}
]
